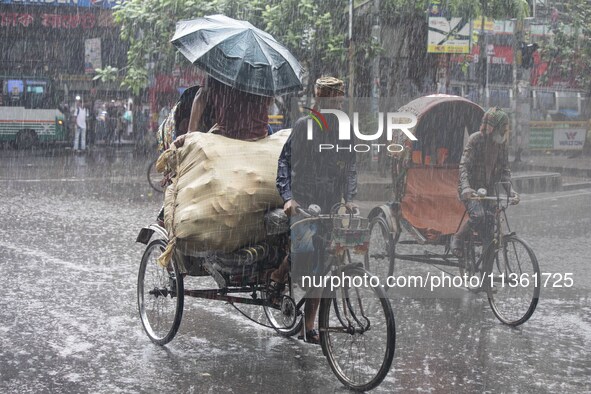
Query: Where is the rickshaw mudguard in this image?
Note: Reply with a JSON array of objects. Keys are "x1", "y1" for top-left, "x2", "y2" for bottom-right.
[
  {"x1": 136, "y1": 224, "x2": 169, "y2": 245},
  {"x1": 367, "y1": 204, "x2": 399, "y2": 237}
]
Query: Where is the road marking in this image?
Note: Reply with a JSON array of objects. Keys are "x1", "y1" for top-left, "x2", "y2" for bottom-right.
[
  {"x1": 0, "y1": 240, "x2": 93, "y2": 273},
  {"x1": 0, "y1": 177, "x2": 144, "y2": 183},
  {"x1": 522, "y1": 189, "x2": 591, "y2": 203}
]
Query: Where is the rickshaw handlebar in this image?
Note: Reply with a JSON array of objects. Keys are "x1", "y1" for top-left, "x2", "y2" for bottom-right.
[
  {"x1": 291, "y1": 205, "x2": 362, "y2": 230},
  {"x1": 470, "y1": 195, "x2": 507, "y2": 201},
  {"x1": 469, "y1": 194, "x2": 519, "y2": 206}
]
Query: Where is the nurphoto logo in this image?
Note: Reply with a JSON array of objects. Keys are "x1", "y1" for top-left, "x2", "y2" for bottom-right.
[{"x1": 305, "y1": 108, "x2": 418, "y2": 153}]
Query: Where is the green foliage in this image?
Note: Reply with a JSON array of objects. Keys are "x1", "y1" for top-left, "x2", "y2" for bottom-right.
[
  {"x1": 539, "y1": 0, "x2": 591, "y2": 91},
  {"x1": 92, "y1": 66, "x2": 119, "y2": 82},
  {"x1": 107, "y1": 0, "x2": 531, "y2": 98},
  {"x1": 261, "y1": 0, "x2": 349, "y2": 77},
  {"x1": 379, "y1": 0, "x2": 528, "y2": 20},
  {"x1": 112, "y1": 0, "x2": 206, "y2": 94},
  {"x1": 380, "y1": 0, "x2": 428, "y2": 19},
  {"x1": 121, "y1": 67, "x2": 149, "y2": 96}
]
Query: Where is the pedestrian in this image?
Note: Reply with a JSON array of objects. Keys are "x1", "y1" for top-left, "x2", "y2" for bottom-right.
[
  {"x1": 115, "y1": 107, "x2": 124, "y2": 144},
  {"x1": 72, "y1": 96, "x2": 88, "y2": 152},
  {"x1": 158, "y1": 100, "x2": 171, "y2": 127},
  {"x1": 106, "y1": 104, "x2": 117, "y2": 144},
  {"x1": 96, "y1": 104, "x2": 108, "y2": 143}
]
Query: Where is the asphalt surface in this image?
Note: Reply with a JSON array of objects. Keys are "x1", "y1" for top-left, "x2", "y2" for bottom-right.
[{"x1": 0, "y1": 148, "x2": 590, "y2": 393}]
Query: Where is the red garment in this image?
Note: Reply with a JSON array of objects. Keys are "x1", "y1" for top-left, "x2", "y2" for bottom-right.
[{"x1": 209, "y1": 79, "x2": 270, "y2": 141}]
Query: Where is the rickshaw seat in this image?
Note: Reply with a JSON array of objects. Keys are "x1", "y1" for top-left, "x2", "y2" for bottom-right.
[{"x1": 400, "y1": 167, "x2": 465, "y2": 240}]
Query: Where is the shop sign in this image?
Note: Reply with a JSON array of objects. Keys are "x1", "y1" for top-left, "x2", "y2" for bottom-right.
[
  {"x1": 470, "y1": 44, "x2": 514, "y2": 64},
  {"x1": 529, "y1": 127, "x2": 553, "y2": 149},
  {"x1": 0, "y1": 12, "x2": 96, "y2": 28},
  {"x1": 529, "y1": 123, "x2": 588, "y2": 151},
  {"x1": 0, "y1": 0, "x2": 116, "y2": 9},
  {"x1": 554, "y1": 129, "x2": 586, "y2": 150},
  {"x1": 472, "y1": 18, "x2": 494, "y2": 32}
]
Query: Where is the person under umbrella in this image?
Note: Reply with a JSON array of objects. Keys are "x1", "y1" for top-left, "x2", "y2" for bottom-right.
[
  {"x1": 186, "y1": 76, "x2": 273, "y2": 141},
  {"x1": 170, "y1": 14, "x2": 304, "y2": 144}
]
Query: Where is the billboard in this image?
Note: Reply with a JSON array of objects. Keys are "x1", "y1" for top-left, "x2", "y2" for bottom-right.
[
  {"x1": 84, "y1": 37, "x2": 101, "y2": 74},
  {"x1": 529, "y1": 122, "x2": 588, "y2": 151},
  {"x1": 427, "y1": 17, "x2": 470, "y2": 54}
]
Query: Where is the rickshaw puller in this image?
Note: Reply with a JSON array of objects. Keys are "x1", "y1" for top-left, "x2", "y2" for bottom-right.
[
  {"x1": 451, "y1": 107, "x2": 520, "y2": 257},
  {"x1": 269, "y1": 76, "x2": 358, "y2": 345}
]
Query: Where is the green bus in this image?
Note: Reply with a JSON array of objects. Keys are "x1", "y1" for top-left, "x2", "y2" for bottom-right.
[{"x1": 0, "y1": 76, "x2": 66, "y2": 148}]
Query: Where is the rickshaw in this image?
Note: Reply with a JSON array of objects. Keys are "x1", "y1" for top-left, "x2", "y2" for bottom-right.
[
  {"x1": 365, "y1": 94, "x2": 540, "y2": 326},
  {"x1": 136, "y1": 125, "x2": 395, "y2": 390}
]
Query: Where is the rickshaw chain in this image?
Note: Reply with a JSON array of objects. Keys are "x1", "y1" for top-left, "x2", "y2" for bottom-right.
[
  {"x1": 425, "y1": 262, "x2": 463, "y2": 280},
  {"x1": 229, "y1": 303, "x2": 275, "y2": 329}
]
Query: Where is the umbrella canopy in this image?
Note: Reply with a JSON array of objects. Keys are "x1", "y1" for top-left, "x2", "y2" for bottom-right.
[{"x1": 171, "y1": 14, "x2": 304, "y2": 97}]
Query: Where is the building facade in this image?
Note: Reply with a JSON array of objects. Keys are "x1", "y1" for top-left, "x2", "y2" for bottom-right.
[{"x1": 0, "y1": 0, "x2": 128, "y2": 105}]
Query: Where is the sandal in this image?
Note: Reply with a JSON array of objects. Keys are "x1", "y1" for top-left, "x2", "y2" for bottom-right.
[
  {"x1": 298, "y1": 329, "x2": 320, "y2": 345},
  {"x1": 266, "y1": 279, "x2": 285, "y2": 307}
]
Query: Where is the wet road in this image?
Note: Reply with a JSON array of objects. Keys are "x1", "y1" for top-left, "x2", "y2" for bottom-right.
[{"x1": 1, "y1": 148, "x2": 590, "y2": 393}]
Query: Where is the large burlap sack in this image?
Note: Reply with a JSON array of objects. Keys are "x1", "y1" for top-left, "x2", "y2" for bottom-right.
[{"x1": 157, "y1": 130, "x2": 291, "y2": 267}]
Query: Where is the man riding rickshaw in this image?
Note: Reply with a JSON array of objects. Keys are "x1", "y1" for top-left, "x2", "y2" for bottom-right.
[{"x1": 365, "y1": 94, "x2": 538, "y2": 327}]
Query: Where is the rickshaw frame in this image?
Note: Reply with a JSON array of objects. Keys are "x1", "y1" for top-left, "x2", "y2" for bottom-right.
[{"x1": 136, "y1": 204, "x2": 396, "y2": 391}]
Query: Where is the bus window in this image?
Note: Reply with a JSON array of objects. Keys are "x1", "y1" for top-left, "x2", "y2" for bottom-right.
[
  {"x1": 489, "y1": 89, "x2": 510, "y2": 108},
  {"x1": 6, "y1": 79, "x2": 24, "y2": 106},
  {"x1": 535, "y1": 91, "x2": 555, "y2": 111},
  {"x1": 556, "y1": 92, "x2": 579, "y2": 111},
  {"x1": 450, "y1": 86, "x2": 462, "y2": 96},
  {"x1": 25, "y1": 80, "x2": 48, "y2": 109}
]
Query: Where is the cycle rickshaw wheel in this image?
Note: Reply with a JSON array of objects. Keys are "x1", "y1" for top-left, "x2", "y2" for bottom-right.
[
  {"x1": 147, "y1": 158, "x2": 165, "y2": 193},
  {"x1": 319, "y1": 269, "x2": 395, "y2": 391},
  {"x1": 364, "y1": 215, "x2": 395, "y2": 281},
  {"x1": 264, "y1": 278, "x2": 304, "y2": 336},
  {"x1": 138, "y1": 239, "x2": 184, "y2": 345},
  {"x1": 486, "y1": 235, "x2": 540, "y2": 326}
]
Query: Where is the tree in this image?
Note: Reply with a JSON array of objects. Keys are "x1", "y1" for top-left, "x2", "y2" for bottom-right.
[
  {"x1": 540, "y1": 0, "x2": 591, "y2": 154},
  {"x1": 108, "y1": 0, "x2": 359, "y2": 97},
  {"x1": 262, "y1": 0, "x2": 349, "y2": 94},
  {"x1": 540, "y1": 0, "x2": 591, "y2": 95}
]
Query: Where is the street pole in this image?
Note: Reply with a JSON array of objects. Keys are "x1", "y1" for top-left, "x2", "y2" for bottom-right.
[
  {"x1": 485, "y1": 42, "x2": 490, "y2": 108},
  {"x1": 479, "y1": 0, "x2": 487, "y2": 107},
  {"x1": 348, "y1": 0, "x2": 355, "y2": 99},
  {"x1": 512, "y1": 19, "x2": 521, "y2": 162}
]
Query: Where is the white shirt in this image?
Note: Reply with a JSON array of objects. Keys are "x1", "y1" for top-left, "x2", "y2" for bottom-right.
[{"x1": 75, "y1": 106, "x2": 87, "y2": 129}]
